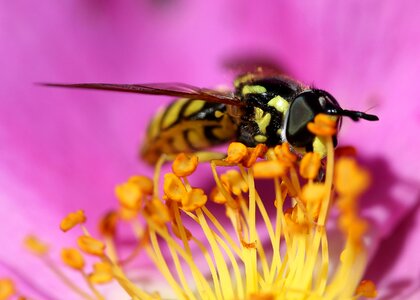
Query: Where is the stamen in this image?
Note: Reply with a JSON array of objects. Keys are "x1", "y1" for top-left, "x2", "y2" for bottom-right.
[
  {"x1": 172, "y1": 153, "x2": 199, "y2": 177},
  {"x1": 61, "y1": 248, "x2": 85, "y2": 270},
  {"x1": 60, "y1": 210, "x2": 86, "y2": 232},
  {"x1": 226, "y1": 142, "x2": 248, "y2": 163},
  {"x1": 77, "y1": 236, "x2": 106, "y2": 256},
  {"x1": 23, "y1": 114, "x2": 376, "y2": 300},
  {"x1": 181, "y1": 188, "x2": 207, "y2": 211},
  {"x1": 299, "y1": 152, "x2": 321, "y2": 180},
  {"x1": 307, "y1": 113, "x2": 337, "y2": 136},
  {"x1": 24, "y1": 235, "x2": 49, "y2": 255},
  {"x1": 163, "y1": 173, "x2": 187, "y2": 202},
  {"x1": 115, "y1": 181, "x2": 143, "y2": 210},
  {"x1": 0, "y1": 278, "x2": 15, "y2": 300},
  {"x1": 252, "y1": 160, "x2": 287, "y2": 178},
  {"x1": 88, "y1": 262, "x2": 114, "y2": 284},
  {"x1": 356, "y1": 280, "x2": 378, "y2": 298}
]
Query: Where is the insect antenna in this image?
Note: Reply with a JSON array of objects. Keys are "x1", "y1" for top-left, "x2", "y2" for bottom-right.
[{"x1": 339, "y1": 109, "x2": 379, "y2": 121}]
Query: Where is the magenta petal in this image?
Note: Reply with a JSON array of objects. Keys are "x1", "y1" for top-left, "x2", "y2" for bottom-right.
[
  {"x1": 1, "y1": 0, "x2": 420, "y2": 298},
  {"x1": 366, "y1": 202, "x2": 420, "y2": 299}
]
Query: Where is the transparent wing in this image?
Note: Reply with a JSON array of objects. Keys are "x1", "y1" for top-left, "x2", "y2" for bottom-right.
[{"x1": 41, "y1": 82, "x2": 244, "y2": 106}]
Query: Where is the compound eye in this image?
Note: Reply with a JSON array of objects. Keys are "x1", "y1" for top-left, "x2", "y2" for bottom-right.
[{"x1": 286, "y1": 91, "x2": 322, "y2": 148}]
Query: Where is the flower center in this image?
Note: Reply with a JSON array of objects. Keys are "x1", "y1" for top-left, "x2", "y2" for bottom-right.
[{"x1": 15, "y1": 114, "x2": 377, "y2": 300}]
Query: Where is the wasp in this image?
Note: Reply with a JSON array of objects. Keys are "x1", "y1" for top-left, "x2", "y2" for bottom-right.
[{"x1": 45, "y1": 70, "x2": 378, "y2": 164}]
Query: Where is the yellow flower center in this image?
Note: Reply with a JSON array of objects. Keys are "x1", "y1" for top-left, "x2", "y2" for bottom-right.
[{"x1": 18, "y1": 115, "x2": 377, "y2": 300}]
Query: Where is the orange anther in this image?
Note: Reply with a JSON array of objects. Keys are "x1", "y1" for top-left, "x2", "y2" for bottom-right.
[
  {"x1": 128, "y1": 175, "x2": 154, "y2": 195},
  {"x1": 60, "y1": 210, "x2": 86, "y2": 232},
  {"x1": 0, "y1": 278, "x2": 15, "y2": 299},
  {"x1": 210, "y1": 187, "x2": 228, "y2": 204},
  {"x1": 61, "y1": 248, "x2": 85, "y2": 270},
  {"x1": 98, "y1": 211, "x2": 118, "y2": 237},
  {"x1": 300, "y1": 152, "x2": 321, "y2": 180},
  {"x1": 88, "y1": 262, "x2": 113, "y2": 284},
  {"x1": 356, "y1": 280, "x2": 377, "y2": 298},
  {"x1": 182, "y1": 188, "x2": 207, "y2": 212},
  {"x1": 115, "y1": 181, "x2": 143, "y2": 210},
  {"x1": 163, "y1": 173, "x2": 187, "y2": 202},
  {"x1": 335, "y1": 157, "x2": 370, "y2": 196},
  {"x1": 335, "y1": 146, "x2": 357, "y2": 158},
  {"x1": 226, "y1": 142, "x2": 247, "y2": 164},
  {"x1": 307, "y1": 114, "x2": 337, "y2": 136},
  {"x1": 274, "y1": 143, "x2": 297, "y2": 166},
  {"x1": 301, "y1": 183, "x2": 326, "y2": 220},
  {"x1": 24, "y1": 235, "x2": 49, "y2": 255},
  {"x1": 252, "y1": 160, "x2": 287, "y2": 179},
  {"x1": 172, "y1": 153, "x2": 199, "y2": 177},
  {"x1": 77, "y1": 236, "x2": 105, "y2": 256},
  {"x1": 118, "y1": 206, "x2": 139, "y2": 220},
  {"x1": 144, "y1": 198, "x2": 171, "y2": 226},
  {"x1": 220, "y1": 170, "x2": 248, "y2": 196},
  {"x1": 243, "y1": 144, "x2": 268, "y2": 168}
]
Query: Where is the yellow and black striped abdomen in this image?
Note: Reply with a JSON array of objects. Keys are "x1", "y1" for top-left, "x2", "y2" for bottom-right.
[{"x1": 141, "y1": 99, "x2": 238, "y2": 164}]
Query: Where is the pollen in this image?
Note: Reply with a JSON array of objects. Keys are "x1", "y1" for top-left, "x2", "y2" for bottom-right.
[
  {"x1": 181, "y1": 188, "x2": 208, "y2": 211},
  {"x1": 60, "y1": 210, "x2": 86, "y2": 232},
  {"x1": 243, "y1": 144, "x2": 267, "y2": 167},
  {"x1": 128, "y1": 175, "x2": 154, "y2": 195},
  {"x1": 210, "y1": 186, "x2": 228, "y2": 204},
  {"x1": 61, "y1": 248, "x2": 85, "y2": 270},
  {"x1": 88, "y1": 262, "x2": 114, "y2": 284},
  {"x1": 115, "y1": 181, "x2": 143, "y2": 210},
  {"x1": 273, "y1": 142, "x2": 297, "y2": 166},
  {"x1": 226, "y1": 142, "x2": 247, "y2": 164},
  {"x1": 220, "y1": 170, "x2": 248, "y2": 196},
  {"x1": 172, "y1": 153, "x2": 199, "y2": 177},
  {"x1": 299, "y1": 152, "x2": 321, "y2": 180},
  {"x1": 24, "y1": 235, "x2": 49, "y2": 255},
  {"x1": 307, "y1": 113, "x2": 337, "y2": 136},
  {"x1": 335, "y1": 157, "x2": 370, "y2": 197},
  {"x1": 144, "y1": 198, "x2": 171, "y2": 226},
  {"x1": 77, "y1": 236, "x2": 105, "y2": 256},
  {"x1": 252, "y1": 160, "x2": 287, "y2": 178},
  {"x1": 164, "y1": 173, "x2": 187, "y2": 202},
  {"x1": 356, "y1": 280, "x2": 378, "y2": 298},
  {"x1": 0, "y1": 278, "x2": 15, "y2": 300},
  {"x1": 98, "y1": 211, "x2": 118, "y2": 237}
]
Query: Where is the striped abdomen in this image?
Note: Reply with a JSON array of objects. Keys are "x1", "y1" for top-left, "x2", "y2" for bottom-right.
[{"x1": 141, "y1": 99, "x2": 238, "y2": 164}]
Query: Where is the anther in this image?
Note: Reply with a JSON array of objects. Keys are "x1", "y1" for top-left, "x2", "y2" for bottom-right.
[
  {"x1": 60, "y1": 210, "x2": 86, "y2": 232},
  {"x1": 128, "y1": 175, "x2": 154, "y2": 195},
  {"x1": 300, "y1": 152, "x2": 321, "y2": 180},
  {"x1": 88, "y1": 262, "x2": 114, "y2": 284},
  {"x1": 61, "y1": 248, "x2": 85, "y2": 270},
  {"x1": 220, "y1": 170, "x2": 248, "y2": 196},
  {"x1": 335, "y1": 157, "x2": 370, "y2": 197},
  {"x1": 356, "y1": 280, "x2": 377, "y2": 298},
  {"x1": 77, "y1": 236, "x2": 106, "y2": 256},
  {"x1": 163, "y1": 173, "x2": 187, "y2": 202},
  {"x1": 144, "y1": 198, "x2": 171, "y2": 226},
  {"x1": 307, "y1": 113, "x2": 337, "y2": 136},
  {"x1": 115, "y1": 181, "x2": 143, "y2": 210},
  {"x1": 181, "y1": 188, "x2": 207, "y2": 212},
  {"x1": 252, "y1": 160, "x2": 287, "y2": 179},
  {"x1": 226, "y1": 142, "x2": 247, "y2": 164},
  {"x1": 172, "y1": 153, "x2": 199, "y2": 177},
  {"x1": 24, "y1": 235, "x2": 49, "y2": 255},
  {"x1": 0, "y1": 278, "x2": 15, "y2": 299},
  {"x1": 98, "y1": 211, "x2": 118, "y2": 237}
]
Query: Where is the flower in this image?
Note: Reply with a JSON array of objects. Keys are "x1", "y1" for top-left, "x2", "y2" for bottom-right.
[{"x1": 1, "y1": 0, "x2": 419, "y2": 299}]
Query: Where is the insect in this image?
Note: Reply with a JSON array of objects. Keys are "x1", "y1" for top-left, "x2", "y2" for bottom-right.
[{"x1": 44, "y1": 70, "x2": 378, "y2": 164}]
